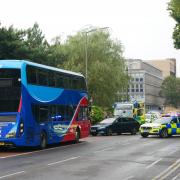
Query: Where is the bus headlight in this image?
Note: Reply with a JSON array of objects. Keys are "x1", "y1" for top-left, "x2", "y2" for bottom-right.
[{"x1": 6, "y1": 132, "x2": 16, "y2": 138}]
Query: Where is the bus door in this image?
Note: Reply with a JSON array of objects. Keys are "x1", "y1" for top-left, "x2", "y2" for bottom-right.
[{"x1": 76, "y1": 106, "x2": 89, "y2": 137}]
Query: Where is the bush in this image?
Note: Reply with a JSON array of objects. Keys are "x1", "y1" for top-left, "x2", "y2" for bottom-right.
[{"x1": 90, "y1": 105, "x2": 104, "y2": 125}]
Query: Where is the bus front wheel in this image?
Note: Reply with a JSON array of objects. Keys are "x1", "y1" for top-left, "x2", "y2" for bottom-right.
[{"x1": 40, "y1": 132, "x2": 47, "y2": 149}]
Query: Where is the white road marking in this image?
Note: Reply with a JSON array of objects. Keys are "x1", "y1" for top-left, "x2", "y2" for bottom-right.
[
  {"x1": 146, "y1": 158, "x2": 162, "y2": 169},
  {"x1": 172, "y1": 172, "x2": 180, "y2": 180},
  {"x1": 159, "y1": 163, "x2": 180, "y2": 180},
  {"x1": 152, "y1": 159, "x2": 180, "y2": 180},
  {"x1": 123, "y1": 176, "x2": 134, "y2": 180},
  {"x1": 121, "y1": 142, "x2": 130, "y2": 146},
  {"x1": 0, "y1": 142, "x2": 85, "y2": 159},
  {"x1": 0, "y1": 171, "x2": 25, "y2": 179},
  {"x1": 94, "y1": 147, "x2": 114, "y2": 153},
  {"x1": 47, "y1": 156, "x2": 80, "y2": 166}
]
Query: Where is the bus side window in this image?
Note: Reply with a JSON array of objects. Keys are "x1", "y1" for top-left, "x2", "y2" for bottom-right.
[
  {"x1": 57, "y1": 105, "x2": 65, "y2": 121},
  {"x1": 49, "y1": 105, "x2": 57, "y2": 121},
  {"x1": 37, "y1": 69, "x2": 48, "y2": 86},
  {"x1": 79, "y1": 77, "x2": 87, "y2": 91},
  {"x1": 32, "y1": 105, "x2": 39, "y2": 122},
  {"x1": 48, "y1": 71, "x2": 55, "y2": 87},
  {"x1": 56, "y1": 73, "x2": 64, "y2": 88},
  {"x1": 27, "y1": 66, "x2": 37, "y2": 84},
  {"x1": 77, "y1": 107, "x2": 83, "y2": 121},
  {"x1": 39, "y1": 106, "x2": 49, "y2": 122},
  {"x1": 72, "y1": 77, "x2": 78, "y2": 90},
  {"x1": 77, "y1": 106, "x2": 88, "y2": 121},
  {"x1": 63, "y1": 75, "x2": 70, "y2": 89}
]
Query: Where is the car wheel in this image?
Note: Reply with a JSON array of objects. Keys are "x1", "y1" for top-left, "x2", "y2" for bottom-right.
[
  {"x1": 141, "y1": 133, "x2": 149, "y2": 138},
  {"x1": 159, "y1": 128, "x2": 168, "y2": 138},
  {"x1": 131, "y1": 127, "x2": 137, "y2": 135},
  {"x1": 106, "y1": 128, "x2": 112, "y2": 136},
  {"x1": 40, "y1": 132, "x2": 47, "y2": 149},
  {"x1": 91, "y1": 133, "x2": 97, "y2": 136}
]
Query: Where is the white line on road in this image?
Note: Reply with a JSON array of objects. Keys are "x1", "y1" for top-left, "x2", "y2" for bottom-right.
[
  {"x1": 146, "y1": 158, "x2": 162, "y2": 169},
  {"x1": 172, "y1": 172, "x2": 180, "y2": 180},
  {"x1": 94, "y1": 147, "x2": 114, "y2": 153},
  {"x1": 0, "y1": 142, "x2": 85, "y2": 159},
  {"x1": 123, "y1": 176, "x2": 134, "y2": 180},
  {"x1": 152, "y1": 159, "x2": 180, "y2": 180},
  {"x1": 0, "y1": 171, "x2": 25, "y2": 179},
  {"x1": 121, "y1": 142, "x2": 130, "y2": 146},
  {"x1": 47, "y1": 156, "x2": 80, "y2": 166}
]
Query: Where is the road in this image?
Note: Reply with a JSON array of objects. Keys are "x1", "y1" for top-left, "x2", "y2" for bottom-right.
[{"x1": 0, "y1": 134, "x2": 180, "y2": 180}]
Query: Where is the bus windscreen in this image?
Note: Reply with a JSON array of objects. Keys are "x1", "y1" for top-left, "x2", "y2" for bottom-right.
[{"x1": 0, "y1": 69, "x2": 21, "y2": 112}]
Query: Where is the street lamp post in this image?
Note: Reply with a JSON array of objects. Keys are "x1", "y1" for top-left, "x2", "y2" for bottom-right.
[{"x1": 84, "y1": 27, "x2": 109, "y2": 87}]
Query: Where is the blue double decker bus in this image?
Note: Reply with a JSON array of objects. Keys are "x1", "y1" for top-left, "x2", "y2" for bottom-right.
[{"x1": 0, "y1": 60, "x2": 90, "y2": 149}]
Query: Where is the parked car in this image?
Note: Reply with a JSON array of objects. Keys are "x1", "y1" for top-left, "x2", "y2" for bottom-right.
[
  {"x1": 90, "y1": 117, "x2": 140, "y2": 136},
  {"x1": 140, "y1": 115, "x2": 180, "y2": 138}
]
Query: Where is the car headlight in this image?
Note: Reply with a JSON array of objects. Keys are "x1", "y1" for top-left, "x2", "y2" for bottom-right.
[{"x1": 98, "y1": 127, "x2": 105, "y2": 130}]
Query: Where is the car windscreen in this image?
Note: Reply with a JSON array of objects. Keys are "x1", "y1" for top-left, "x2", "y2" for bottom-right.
[
  {"x1": 145, "y1": 114, "x2": 151, "y2": 119},
  {"x1": 153, "y1": 117, "x2": 172, "y2": 124},
  {"x1": 0, "y1": 68, "x2": 21, "y2": 112},
  {"x1": 115, "y1": 104, "x2": 133, "y2": 110},
  {"x1": 100, "y1": 118, "x2": 116, "y2": 124}
]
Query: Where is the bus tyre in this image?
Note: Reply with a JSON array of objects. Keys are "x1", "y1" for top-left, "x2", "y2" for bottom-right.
[
  {"x1": 75, "y1": 129, "x2": 80, "y2": 143},
  {"x1": 159, "y1": 128, "x2": 168, "y2": 138},
  {"x1": 40, "y1": 132, "x2": 47, "y2": 149},
  {"x1": 141, "y1": 133, "x2": 149, "y2": 138}
]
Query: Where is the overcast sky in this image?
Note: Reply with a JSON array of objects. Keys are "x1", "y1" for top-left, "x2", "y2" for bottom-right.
[{"x1": 0, "y1": 0, "x2": 179, "y2": 76}]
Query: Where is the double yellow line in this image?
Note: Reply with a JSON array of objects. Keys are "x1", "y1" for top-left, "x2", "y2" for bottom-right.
[{"x1": 152, "y1": 159, "x2": 180, "y2": 180}]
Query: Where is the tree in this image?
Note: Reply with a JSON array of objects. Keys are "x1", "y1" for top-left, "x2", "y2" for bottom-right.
[
  {"x1": 61, "y1": 29, "x2": 129, "y2": 107},
  {"x1": 25, "y1": 23, "x2": 50, "y2": 65},
  {"x1": 168, "y1": 0, "x2": 180, "y2": 49},
  {"x1": 0, "y1": 23, "x2": 51, "y2": 65},
  {"x1": 160, "y1": 76, "x2": 180, "y2": 108},
  {"x1": 0, "y1": 24, "x2": 28, "y2": 59},
  {"x1": 47, "y1": 36, "x2": 68, "y2": 67}
]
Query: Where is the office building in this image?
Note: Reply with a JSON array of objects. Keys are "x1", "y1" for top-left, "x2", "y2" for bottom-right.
[
  {"x1": 145, "y1": 58, "x2": 176, "y2": 78},
  {"x1": 126, "y1": 59, "x2": 164, "y2": 111}
]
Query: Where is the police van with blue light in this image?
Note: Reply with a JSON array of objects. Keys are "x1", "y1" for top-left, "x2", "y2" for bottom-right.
[{"x1": 140, "y1": 115, "x2": 180, "y2": 138}]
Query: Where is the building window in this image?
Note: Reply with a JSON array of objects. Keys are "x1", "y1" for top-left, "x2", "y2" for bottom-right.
[
  {"x1": 136, "y1": 84, "x2": 139, "y2": 92},
  {"x1": 140, "y1": 84, "x2": 143, "y2": 92},
  {"x1": 135, "y1": 78, "x2": 139, "y2": 82},
  {"x1": 140, "y1": 78, "x2": 143, "y2": 82}
]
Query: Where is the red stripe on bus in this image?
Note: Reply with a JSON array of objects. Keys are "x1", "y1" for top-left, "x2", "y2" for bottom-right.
[{"x1": 18, "y1": 97, "x2": 22, "y2": 112}]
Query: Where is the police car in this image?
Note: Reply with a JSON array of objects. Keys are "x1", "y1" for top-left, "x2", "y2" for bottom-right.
[{"x1": 140, "y1": 115, "x2": 180, "y2": 138}]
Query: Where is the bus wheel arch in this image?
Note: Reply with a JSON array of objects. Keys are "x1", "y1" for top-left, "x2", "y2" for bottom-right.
[{"x1": 40, "y1": 130, "x2": 47, "y2": 149}]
